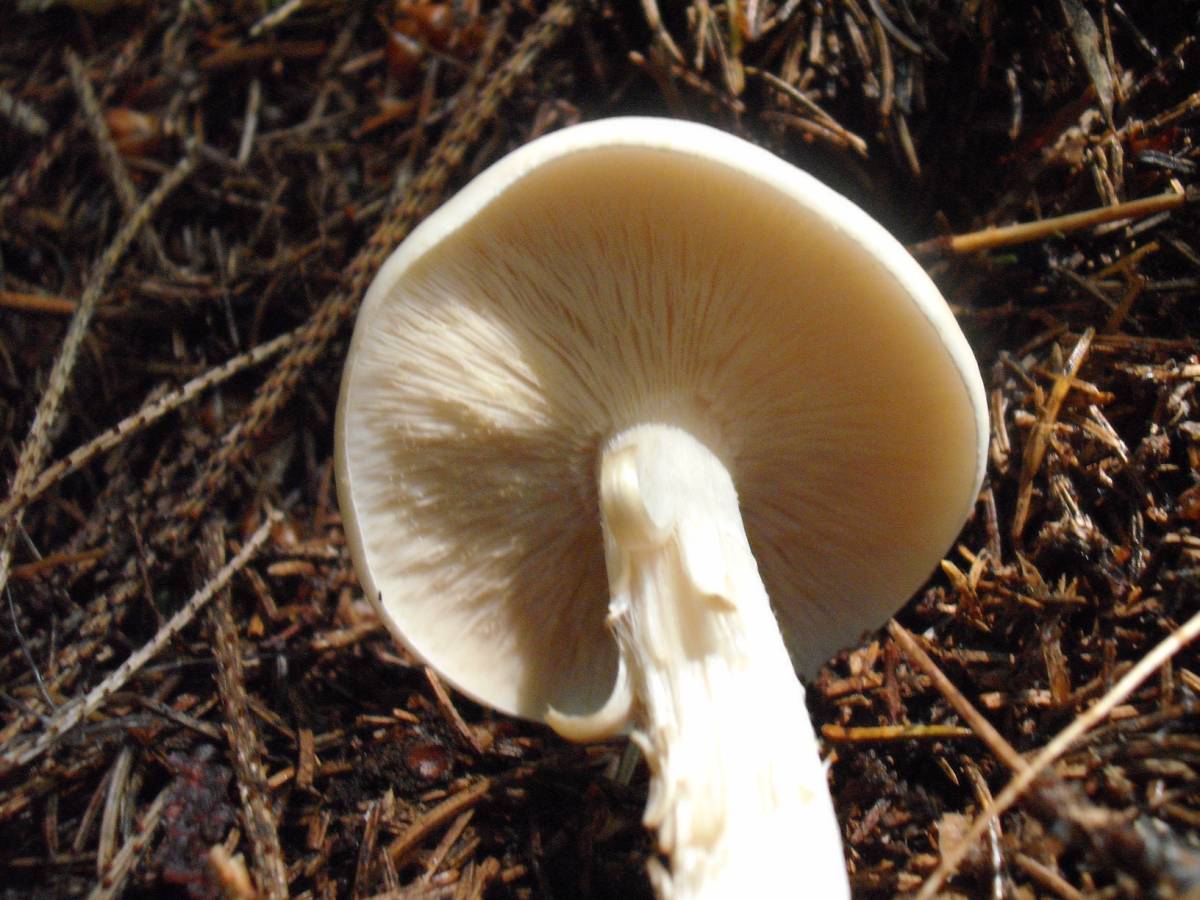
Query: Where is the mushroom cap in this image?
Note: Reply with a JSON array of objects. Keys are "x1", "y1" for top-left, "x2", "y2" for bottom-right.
[{"x1": 335, "y1": 117, "x2": 988, "y2": 723}]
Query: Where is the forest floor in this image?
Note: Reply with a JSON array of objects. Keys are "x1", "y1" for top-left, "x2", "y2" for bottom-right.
[{"x1": 2, "y1": 1, "x2": 1199, "y2": 897}]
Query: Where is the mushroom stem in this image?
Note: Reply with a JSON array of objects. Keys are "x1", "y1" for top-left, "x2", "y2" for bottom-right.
[{"x1": 575, "y1": 423, "x2": 849, "y2": 898}]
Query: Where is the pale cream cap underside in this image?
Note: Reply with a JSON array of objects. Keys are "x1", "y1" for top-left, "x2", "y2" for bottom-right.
[{"x1": 336, "y1": 117, "x2": 988, "y2": 723}]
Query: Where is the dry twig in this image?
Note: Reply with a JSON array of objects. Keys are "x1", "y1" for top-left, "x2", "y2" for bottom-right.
[{"x1": 912, "y1": 189, "x2": 1191, "y2": 256}]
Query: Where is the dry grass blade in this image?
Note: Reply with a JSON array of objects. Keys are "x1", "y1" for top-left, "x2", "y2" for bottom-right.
[
  {"x1": 88, "y1": 786, "x2": 168, "y2": 900},
  {"x1": 451, "y1": 856, "x2": 501, "y2": 899},
  {"x1": 0, "y1": 510, "x2": 277, "y2": 774},
  {"x1": 353, "y1": 798, "x2": 384, "y2": 896},
  {"x1": 0, "y1": 124, "x2": 74, "y2": 221},
  {"x1": 96, "y1": 747, "x2": 134, "y2": 877},
  {"x1": 918, "y1": 605, "x2": 1200, "y2": 898}
]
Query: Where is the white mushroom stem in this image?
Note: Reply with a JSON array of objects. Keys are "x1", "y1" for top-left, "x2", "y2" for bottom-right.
[{"x1": 549, "y1": 424, "x2": 850, "y2": 899}]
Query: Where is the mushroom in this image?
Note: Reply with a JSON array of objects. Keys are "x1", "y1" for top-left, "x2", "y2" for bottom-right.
[{"x1": 335, "y1": 117, "x2": 988, "y2": 898}]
